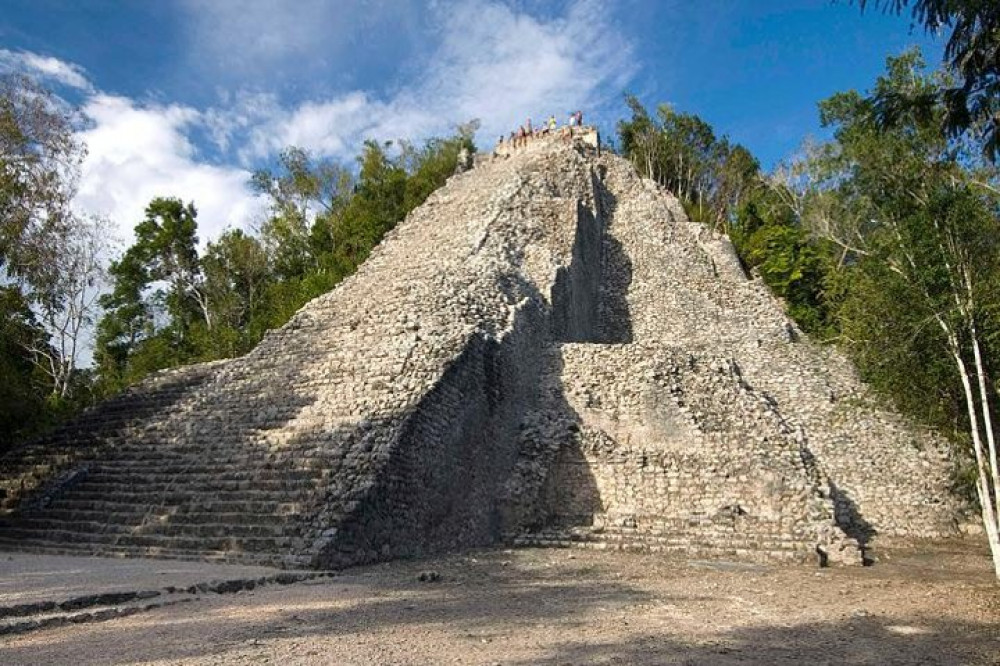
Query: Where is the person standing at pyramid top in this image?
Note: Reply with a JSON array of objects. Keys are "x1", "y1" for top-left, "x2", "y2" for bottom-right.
[{"x1": 547, "y1": 115, "x2": 557, "y2": 131}]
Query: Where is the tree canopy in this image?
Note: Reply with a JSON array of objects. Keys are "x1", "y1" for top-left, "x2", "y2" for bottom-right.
[
  {"x1": 856, "y1": 0, "x2": 1000, "y2": 159},
  {"x1": 93, "y1": 130, "x2": 476, "y2": 397},
  {"x1": 0, "y1": 73, "x2": 100, "y2": 446}
]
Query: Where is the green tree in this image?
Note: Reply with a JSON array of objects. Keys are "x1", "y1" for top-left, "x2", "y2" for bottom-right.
[
  {"x1": 402, "y1": 131, "x2": 475, "y2": 213},
  {"x1": 856, "y1": 0, "x2": 1000, "y2": 159},
  {"x1": 0, "y1": 286, "x2": 48, "y2": 448},
  {"x1": 96, "y1": 198, "x2": 207, "y2": 390},
  {"x1": 195, "y1": 228, "x2": 271, "y2": 358},
  {"x1": 0, "y1": 72, "x2": 98, "y2": 440},
  {"x1": 24, "y1": 215, "x2": 114, "y2": 401},
  {"x1": 0, "y1": 73, "x2": 82, "y2": 280},
  {"x1": 618, "y1": 95, "x2": 760, "y2": 227},
  {"x1": 712, "y1": 143, "x2": 760, "y2": 231},
  {"x1": 729, "y1": 185, "x2": 837, "y2": 336},
  {"x1": 251, "y1": 147, "x2": 353, "y2": 280},
  {"x1": 804, "y1": 50, "x2": 1000, "y2": 576}
]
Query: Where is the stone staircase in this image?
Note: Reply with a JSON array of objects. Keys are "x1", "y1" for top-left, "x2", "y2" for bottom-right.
[
  {"x1": 0, "y1": 434, "x2": 329, "y2": 566},
  {"x1": 0, "y1": 352, "x2": 356, "y2": 567},
  {"x1": 0, "y1": 137, "x2": 605, "y2": 568},
  {"x1": 0, "y1": 362, "x2": 225, "y2": 515},
  {"x1": 0, "y1": 134, "x2": 959, "y2": 569},
  {"x1": 512, "y1": 522, "x2": 827, "y2": 563}
]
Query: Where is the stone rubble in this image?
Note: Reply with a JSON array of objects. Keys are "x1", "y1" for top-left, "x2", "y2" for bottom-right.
[
  {"x1": 0, "y1": 130, "x2": 959, "y2": 568},
  {"x1": 0, "y1": 569, "x2": 332, "y2": 636}
]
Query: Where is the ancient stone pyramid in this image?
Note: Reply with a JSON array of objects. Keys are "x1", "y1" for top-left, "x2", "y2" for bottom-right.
[{"x1": 0, "y1": 132, "x2": 959, "y2": 568}]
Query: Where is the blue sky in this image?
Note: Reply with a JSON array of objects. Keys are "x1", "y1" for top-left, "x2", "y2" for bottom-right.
[{"x1": 0, "y1": 0, "x2": 942, "y2": 243}]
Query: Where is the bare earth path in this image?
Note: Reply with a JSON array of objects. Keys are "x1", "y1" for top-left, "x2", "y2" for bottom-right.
[{"x1": 2, "y1": 541, "x2": 998, "y2": 665}]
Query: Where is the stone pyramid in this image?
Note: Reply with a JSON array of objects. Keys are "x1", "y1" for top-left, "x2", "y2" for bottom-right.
[{"x1": 0, "y1": 132, "x2": 958, "y2": 568}]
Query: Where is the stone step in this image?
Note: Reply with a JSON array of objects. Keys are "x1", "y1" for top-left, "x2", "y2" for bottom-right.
[
  {"x1": 510, "y1": 528, "x2": 818, "y2": 560},
  {"x1": 41, "y1": 488, "x2": 318, "y2": 506},
  {"x1": 0, "y1": 527, "x2": 300, "y2": 553},
  {"x1": 34, "y1": 507, "x2": 304, "y2": 525},
  {"x1": 6, "y1": 517, "x2": 303, "y2": 539},
  {"x1": 79, "y1": 468, "x2": 328, "y2": 484},
  {"x1": 62, "y1": 477, "x2": 324, "y2": 495},
  {"x1": 88, "y1": 454, "x2": 333, "y2": 469},
  {"x1": 91, "y1": 443, "x2": 343, "y2": 459},
  {"x1": 1, "y1": 451, "x2": 77, "y2": 467},
  {"x1": 0, "y1": 537, "x2": 295, "y2": 567},
  {"x1": 513, "y1": 535, "x2": 811, "y2": 562},
  {"x1": 513, "y1": 529, "x2": 814, "y2": 552},
  {"x1": 19, "y1": 401, "x2": 192, "y2": 434},
  {"x1": 88, "y1": 454, "x2": 327, "y2": 469},
  {"x1": 0, "y1": 566, "x2": 331, "y2": 637},
  {"x1": 30, "y1": 498, "x2": 306, "y2": 516},
  {"x1": 17, "y1": 457, "x2": 328, "y2": 479},
  {"x1": 75, "y1": 443, "x2": 338, "y2": 461},
  {"x1": 0, "y1": 593, "x2": 190, "y2": 637},
  {"x1": 527, "y1": 525, "x2": 815, "y2": 545},
  {"x1": 79, "y1": 464, "x2": 331, "y2": 480}
]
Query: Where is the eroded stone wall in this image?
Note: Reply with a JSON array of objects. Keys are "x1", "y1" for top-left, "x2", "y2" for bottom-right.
[
  {"x1": 0, "y1": 138, "x2": 606, "y2": 567},
  {"x1": 589, "y1": 155, "x2": 958, "y2": 540},
  {"x1": 501, "y1": 149, "x2": 958, "y2": 565},
  {"x1": 0, "y1": 131, "x2": 959, "y2": 568}
]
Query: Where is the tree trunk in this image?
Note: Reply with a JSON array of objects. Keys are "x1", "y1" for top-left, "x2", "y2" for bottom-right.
[
  {"x1": 948, "y1": 332, "x2": 1000, "y2": 578},
  {"x1": 969, "y1": 330, "x2": 1000, "y2": 578}
]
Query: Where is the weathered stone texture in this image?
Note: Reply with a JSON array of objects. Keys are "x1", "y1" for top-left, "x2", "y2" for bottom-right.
[
  {"x1": 0, "y1": 131, "x2": 958, "y2": 567},
  {"x1": 588, "y1": 155, "x2": 956, "y2": 541}
]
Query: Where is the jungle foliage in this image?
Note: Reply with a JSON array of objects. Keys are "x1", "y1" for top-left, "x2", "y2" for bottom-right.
[{"x1": 94, "y1": 132, "x2": 476, "y2": 396}]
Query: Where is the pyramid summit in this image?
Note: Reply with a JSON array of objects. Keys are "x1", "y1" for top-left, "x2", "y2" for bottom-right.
[{"x1": 0, "y1": 130, "x2": 959, "y2": 568}]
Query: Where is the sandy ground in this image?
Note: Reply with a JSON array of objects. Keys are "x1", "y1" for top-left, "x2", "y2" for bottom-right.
[{"x1": 1, "y1": 540, "x2": 998, "y2": 665}]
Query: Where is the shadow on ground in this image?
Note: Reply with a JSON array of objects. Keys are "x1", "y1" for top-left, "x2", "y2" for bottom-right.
[
  {"x1": 1, "y1": 554, "x2": 653, "y2": 665},
  {"x1": 505, "y1": 616, "x2": 998, "y2": 665},
  {"x1": 3, "y1": 546, "x2": 998, "y2": 666}
]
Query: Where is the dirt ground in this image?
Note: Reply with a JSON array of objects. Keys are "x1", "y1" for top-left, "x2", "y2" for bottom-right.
[
  {"x1": 0, "y1": 553, "x2": 279, "y2": 608},
  {"x1": 2, "y1": 540, "x2": 998, "y2": 665}
]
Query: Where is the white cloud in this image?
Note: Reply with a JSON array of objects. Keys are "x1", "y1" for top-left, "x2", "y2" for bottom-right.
[
  {"x1": 242, "y1": 92, "x2": 390, "y2": 162},
  {"x1": 75, "y1": 95, "x2": 264, "y2": 246},
  {"x1": 0, "y1": 48, "x2": 93, "y2": 91},
  {"x1": 5, "y1": 0, "x2": 635, "y2": 248},
  {"x1": 227, "y1": 0, "x2": 635, "y2": 161},
  {"x1": 180, "y1": 0, "x2": 422, "y2": 81},
  {"x1": 0, "y1": 48, "x2": 261, "y2": 244},
  {"x1": 202, "y1": 90, "x2": 281, "y2": 155},
  {"x1": 423, "y1": 0, "x2": 635, "y2": 138}
]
